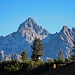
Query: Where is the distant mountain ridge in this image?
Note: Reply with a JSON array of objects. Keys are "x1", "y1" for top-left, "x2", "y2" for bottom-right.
[{"x1": 0, "y1": 17, "x2": 75, "y2": 60}]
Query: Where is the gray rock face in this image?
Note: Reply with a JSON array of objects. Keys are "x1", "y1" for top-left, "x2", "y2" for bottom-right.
[
  {"x1": 43, "y1": 26, "x2": 75, "y2": 59},
  {"x1": 0, "y1": 17, "x2": 75, "y2": 60},
  {"x1": 17, "y1": 17, "x2": 49, "y2": 43},
  {"x1": 0, "y1": 17, "x2": 49, "y2": 59}
]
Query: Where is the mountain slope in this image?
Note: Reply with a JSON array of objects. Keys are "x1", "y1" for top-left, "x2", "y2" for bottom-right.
[
  {"x1": 43, "y1": 26, "x2": 75, "y2": 59},
  {"x1": 0, "y1": 17, "x2": 75, "y2": 60},
  {"x1": 0, "y1": 17, "x2": 49, "y2": 59}
]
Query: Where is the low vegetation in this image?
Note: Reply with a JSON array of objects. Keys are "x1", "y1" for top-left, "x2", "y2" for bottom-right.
[{"x1": 0, "y1": 60, "x2": 52, "y2": 75}]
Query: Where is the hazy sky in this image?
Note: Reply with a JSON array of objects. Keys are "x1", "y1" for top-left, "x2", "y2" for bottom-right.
[{"x1": 0, "y1": 0, "x2": 75, "y2": 36}]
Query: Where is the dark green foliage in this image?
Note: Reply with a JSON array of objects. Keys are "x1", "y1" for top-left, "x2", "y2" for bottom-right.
[
  {"x1": 21, "y1": 50, "x2": 28, "y2": 62},
  {"x1": 4, "y1": 61, "x2": 23, "y2": 72},
  {"x1": 2, "y1": 59, "x2": 75, "y2": 75},
  {"x1": 31, "y1": 38, "x2": 44, "y2": 61},
  {"x1": 58, "y1": 50, "x2": 65, "y2": 63},
  {"x1": 53, "y1": 58, "x2": 57, "y2": 62},
  {"x1": 0, "y1": 60, "x2": 52, "y2": 75},
  {"x1": 65, "y1": 58, "x2": 71, "y2": 63},
  {"x1": 0, "y1": 61, "x2": 22, "y2": 75},
  {"x1": 25, "y1": 60, "x2": 44, "y2": 71}
]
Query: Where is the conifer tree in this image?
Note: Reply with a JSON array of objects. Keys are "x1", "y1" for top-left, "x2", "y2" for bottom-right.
[
  {"x1": 58, "y1": 50, "x2": 64, "y2": 62},
  {"x1": 31, "y1": 38, "x2": 44, "y2": 61},
  {"x1": 21, "y1": 50, "x2": 28, "y2": 61},
  {"x1": 65, "y1": 50, "x2": 72, "y2": 63}
]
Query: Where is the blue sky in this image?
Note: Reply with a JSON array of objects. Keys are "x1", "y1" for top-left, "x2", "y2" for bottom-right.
[{"x1": 0, "y1": 0, "x2": 75, "y2": 36}]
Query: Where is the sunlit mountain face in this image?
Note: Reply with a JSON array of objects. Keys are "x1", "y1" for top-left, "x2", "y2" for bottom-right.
[{"x1": 0, "y1": 17, "x2": 75, "y2": 60}]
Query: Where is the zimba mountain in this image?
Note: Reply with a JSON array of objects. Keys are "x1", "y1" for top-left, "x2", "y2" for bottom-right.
[{"x1": 0, "y1": 17, "x2": 75, "y2": 60}]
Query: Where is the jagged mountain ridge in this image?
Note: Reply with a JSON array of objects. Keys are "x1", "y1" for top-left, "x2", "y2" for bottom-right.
[
  {"x1": 0, "y1": 17, "x2": 75, "y2": 59},
  {"x1": 17, "y1": 17, "x2": 49, "y2": 43},
  {"x1": 0, "y1": 17, "x2": 49, "y2": 58},
  {"x1": 43, "y1": 26, "x2": 75, "y2": 58}
]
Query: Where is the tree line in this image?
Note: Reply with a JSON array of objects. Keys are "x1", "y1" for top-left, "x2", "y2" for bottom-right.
[
  {"x1": 21, "y1": 38, "x2": 75, "y2": 63},
  {"x1": 0, "y1": 38, "x2": 75, "y2": 75}
]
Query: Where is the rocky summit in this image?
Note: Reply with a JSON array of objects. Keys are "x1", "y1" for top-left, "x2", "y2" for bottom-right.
[{"x1": 0, "y1": 17, "x2": 75, "y2": 60}]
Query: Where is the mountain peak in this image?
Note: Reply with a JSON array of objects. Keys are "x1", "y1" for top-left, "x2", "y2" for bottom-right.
[
  {"x1": 25, "y1": 17, "x2": 35, "y2": 24},
  {"x1": 72, "y1": 27, "x2": 75, "y2": 33},
  {"x1": 17, "y1": 17, "x2": 36, "y2": 32},
  {"x1": 27, "y1": 17, "x2": 34, "y2": 22},
  {"x1": 60, "y1": 26, "x2": 68, "y2": 33},
  {"x1": 17, "y1": 17, "x2": 49, "y2": 42},
  {"x1": 63, "y1": 26, "x2": 68, "y2": 30},
  {"x1": 59, "y1": 26, "x2": 70, "y2": 36}
]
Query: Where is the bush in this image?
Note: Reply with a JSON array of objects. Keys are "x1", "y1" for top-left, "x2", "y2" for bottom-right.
[
  {"x1": 4, "y1": 60, "x2": 23, "y2": 72},
  {"x1": 25, "y1": 60, "x2": 44, "y2": 71},
  {"x1": 0, "y1": 60, "x2": 54, "y2": 75}
]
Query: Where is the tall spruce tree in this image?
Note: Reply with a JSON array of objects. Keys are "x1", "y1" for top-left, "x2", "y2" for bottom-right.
[
  {"x1": 58, "y1": 50, "x2": 65, "y2": 62},
  {"x1": 21, "y1": 50, "x2": 28, "y2": 62},
  {"x1": 65, "y1": 50, "x2": 72, "y2": 63},
  {"x1": 31, "y1": 38, "x2": 44, "y2": 61}
]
